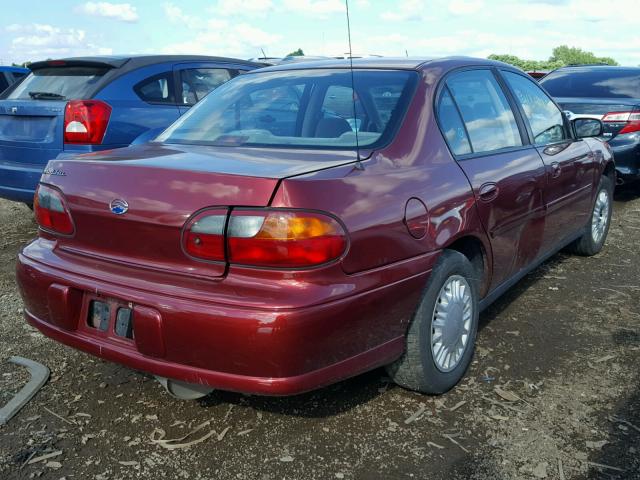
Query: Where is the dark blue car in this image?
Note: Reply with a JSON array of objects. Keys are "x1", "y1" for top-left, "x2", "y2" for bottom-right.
[
  {"x1": 0, "y1": 55, "x2": 263, "y2": 204},
  {"x1": 0, "y1": 66, "x2": 29, "y2": 94},
  {"x1": 540, "y1": 65, "x2": 640, "y2": 184}
]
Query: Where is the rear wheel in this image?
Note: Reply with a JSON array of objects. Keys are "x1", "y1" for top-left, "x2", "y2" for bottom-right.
[
  {"x1": 568, "y1": 175, "x2": 613, "y2": 256},
  {"x1": 386, "y1": 250, "x2": 479, "y2": 394}
]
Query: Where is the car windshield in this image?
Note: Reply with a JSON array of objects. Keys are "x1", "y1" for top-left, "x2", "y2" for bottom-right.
[
  {"x1": 541, "y1": 68, "x2": 640, "y2": 99},
  {"x1": 157, "y1": 69, "x2": 418, "y2": 149},
  {"x1": 7, "y1": 66, "x2": 108, "y2": 100}
]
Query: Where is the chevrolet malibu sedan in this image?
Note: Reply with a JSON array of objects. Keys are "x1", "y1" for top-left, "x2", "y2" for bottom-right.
[{"x1": 17, "y1": 57, "x2": 614, "y2": 399}]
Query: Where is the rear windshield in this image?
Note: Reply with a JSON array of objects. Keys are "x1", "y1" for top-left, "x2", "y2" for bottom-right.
[
  {"x1": 7, "y1": 66, "x2": 108, "y2": 100},
  {"x1": 541, "y1": 68, "x2": 640, "y2": 99},
  {"x1": 157, "y1": 69, "x2": 418, "y2": 150}
]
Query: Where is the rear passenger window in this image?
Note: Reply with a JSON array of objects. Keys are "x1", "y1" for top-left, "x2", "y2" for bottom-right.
[
  {"x1": 0, "y1": 75, "x2": 8, "y2": 93},
  {"x1": 180, "y1": 68, "x2": 233, "y2": 106},
  {"x1": 437, "y1": 89, "x2": 472, "y2": 155},
  {"x1": 446, "y1": 70, "x2": 522, "y2": 154},
  {"x1": 134, "y1": 72, "x2": 175, "y2": 104},
  {"x1": 502, "y1": 71, "x2": 567, "y2": 145}
]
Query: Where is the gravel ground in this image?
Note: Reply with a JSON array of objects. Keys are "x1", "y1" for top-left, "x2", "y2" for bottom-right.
[{"x1": 0, "y1": 187, "x2": 639, "y2": 480}]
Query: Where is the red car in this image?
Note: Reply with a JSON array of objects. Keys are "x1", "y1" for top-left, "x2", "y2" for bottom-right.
[{"x1": 17, "y1": 57, "x2": 614, "y2": 399}]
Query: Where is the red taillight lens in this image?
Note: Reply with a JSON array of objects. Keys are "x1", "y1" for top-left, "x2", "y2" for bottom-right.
[
  {"x1": 34, "y1": 184, "x2": 74, "y2": 235},
  {"x1": 227, "y1": 210, "x2": 347, "y2": 268},
  {"x1": 183, "y1": 209, "x2": 348, "y2": 268},
  {"x1": 602, "y1": 111, "x2": 640, "y2": 134},
  {"x1": 182, "y1": 210, "x2": 227, "y2": 262},
  {"x1": 64, "y1": 100, "x2": 111, "y2": 144}
]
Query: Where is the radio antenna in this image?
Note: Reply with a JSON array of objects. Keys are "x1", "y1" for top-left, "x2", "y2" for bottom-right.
[{"x1": 345, "y1": 0, "x2": 362, "y2": 167}]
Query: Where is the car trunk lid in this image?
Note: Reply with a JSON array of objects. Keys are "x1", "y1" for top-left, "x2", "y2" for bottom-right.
[
  {"x1": 0, "y1": 99, "x2": 66, "y2": 162},
  {"x1": 41, "y1": 143, "x2": 358, "y2": 278},
  {"x1": 556, "y1": 96, "x2": 640, "y2": 139}
]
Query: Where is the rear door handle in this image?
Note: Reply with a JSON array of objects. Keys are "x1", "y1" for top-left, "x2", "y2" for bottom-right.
[
  {"x1": 550, "y1": 162, "x2": 561, "y2": 178},
  {"x1": 478, "y1": 182, "x2": 499, "y2": 202}
]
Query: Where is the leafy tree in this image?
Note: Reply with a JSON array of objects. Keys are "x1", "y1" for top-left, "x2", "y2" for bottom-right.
[
  {"x1": 549, "y1": 45, "x2": 617, "y2": 66},
  {"x1": 488, "y1": 54, "x2": 561, "y2": 71},
  {"x1": 489, "y1": 46, "x2": 618, "y2": 71},
  {"x1": 286, "y1": 48, "x2": 305, "y2": 57}
]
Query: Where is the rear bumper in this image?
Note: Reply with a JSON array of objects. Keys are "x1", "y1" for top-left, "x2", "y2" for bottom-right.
[
  {"x1": 0, "y1": 161, "x2": 42, "y2": 203},
  {"x1": 16, "y1": 247, "x2": 435, "y2": 395},
  {"x1": 609, "y1": 133, "x2": 640, "y2": 181}
]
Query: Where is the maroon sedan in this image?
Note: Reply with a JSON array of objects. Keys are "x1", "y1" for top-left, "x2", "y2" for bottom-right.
[{"x1": 16, "y1": 57, "x2": 614, "y2": 399}]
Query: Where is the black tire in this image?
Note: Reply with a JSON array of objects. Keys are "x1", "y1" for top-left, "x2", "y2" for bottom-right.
[
  {"x1": 25, "y1": 203, "x2": 33, "y2": 210},
  {"x1": 568, "y1": 175, "x2": 613, "y2": 256},
  {"x1": 386, "y1": 250, "x2": 480, "y2": 394}
]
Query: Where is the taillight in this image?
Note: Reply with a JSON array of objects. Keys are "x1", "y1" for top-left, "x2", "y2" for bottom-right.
[
  {"x1": 602, "y1": 111, "x2": 640, "y2": 134},
  {"x1": 227, "y1": 210, "x2": 347, "y2": 268},
  {"x1": 182, "y1": 209, "x2": 227, "y2": 262},
  {"x1": 34, "y1": 184, "x2": 74, "y2": 235},
  {"x1": 182, "y1": 209, "x2": 348, "y2": 268},
  {"x1": 64, "y1": 100, "x2": 111, "y2": 144}
]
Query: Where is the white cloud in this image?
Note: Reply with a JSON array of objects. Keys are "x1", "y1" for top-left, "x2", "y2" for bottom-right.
[
  {"x1": 381, "y1": 0, "x2": 484, "y2": 21},
  {"x1": 215, "y1": 0, "x2": 274, "y2": 16},
  {"x1": 163, "y1": 2, "x2": 202, "y2": 28},
  {"x1": 77, "y1": 2, "x2": 138, "y2": 22},
  {"x1": 282, "y1": 0, "x2": 345, "y2": 17},
  {"x1": 448, "y1": 0, "x2": 484, "y2": 15},
  {"x1": 6, "y1": 24, "x2": 112, "y2": 63},
  {"x1": 380, "y1": 0, "x2": 429, "y2": 22},
  {"x1": 162, "y1": 22, "x2": 281, "y2": 58}
]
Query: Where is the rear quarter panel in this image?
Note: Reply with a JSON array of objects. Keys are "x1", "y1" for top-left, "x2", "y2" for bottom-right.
[{"x1": 271, "y1": 67, "x2": 489, "y2": 276}]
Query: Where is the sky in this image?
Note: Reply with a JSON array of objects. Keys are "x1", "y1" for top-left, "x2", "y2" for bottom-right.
[{"x1": 1, "y1": 0, "x2": 640, "y2": 66}]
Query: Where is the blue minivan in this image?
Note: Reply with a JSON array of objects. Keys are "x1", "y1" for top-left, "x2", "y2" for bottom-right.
[{"x1": 0, "y1": 55, "x2": 263, "y2": 204}]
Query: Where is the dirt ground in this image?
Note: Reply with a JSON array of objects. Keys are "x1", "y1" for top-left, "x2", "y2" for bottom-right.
[{"x1": 0, "y1": 188, "x2": 639, "y2": 480}]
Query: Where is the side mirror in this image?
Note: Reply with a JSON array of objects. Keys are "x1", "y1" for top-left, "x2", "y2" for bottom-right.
[{"x1": 572, "y1": 118, "x2": 603, "y2": 138}]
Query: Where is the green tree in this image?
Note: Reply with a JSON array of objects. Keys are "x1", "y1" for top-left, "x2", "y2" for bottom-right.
[
  {"x1": 488, "y1": 54, "x2": 562, "y2": 71},
  {"x1": 286, "y1": 48, "x2": 304, "y2": 57},
  {"x1": 489, "y1": 46, "x2": 619, "y2": 71},
  {"x1": 549, "y1": 45, "x2": 618, "y2": 66}
]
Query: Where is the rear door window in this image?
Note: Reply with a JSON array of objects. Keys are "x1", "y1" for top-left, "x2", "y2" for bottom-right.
[
  {"x1": 180, "y1": 68, "x2": 234, "y2": 106},
  {"x1": 7, "y1": 66, "x2": 108, "y2": 100},
  {"x1": 446, "y1": 70, "x2": 522, "y2": 154},
  {"x1": 541, "y1": 68, "x2": 640, "y2": 98},
  {"x1": 437, "y1": 88, "x2": 472, "y2": 155},
  {"x1": 134, "y1": 72, "x2": 175, "y2": 104},
  {"x1": 502, "y1": 71, "x2": 568, "y2": 145}
]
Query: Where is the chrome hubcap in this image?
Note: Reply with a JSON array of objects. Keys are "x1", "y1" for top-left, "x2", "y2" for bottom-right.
[
  {"x1": 592, "y1": 189, "x2": 610, "y2": 244},
  {"x1": 431, "y1": 275, "x2": 473, "y2": 373}
]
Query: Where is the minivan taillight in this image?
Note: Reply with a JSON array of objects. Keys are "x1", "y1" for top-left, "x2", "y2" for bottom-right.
[
  {"x1": 34, "y1": 184, "x2": 74, "y2": 235},
  {"x1": 227, "y1": 210, "x2": 347, "y2": 268},
  {"x1": 64, "y1": 99, "x2": 111, "y2": 144},
  {"x1": 182, "y1": 209, "x2": 347, "y2": 268},
  {"x1": 602, "y1": 110, "x2": 640, "y2": 134}
]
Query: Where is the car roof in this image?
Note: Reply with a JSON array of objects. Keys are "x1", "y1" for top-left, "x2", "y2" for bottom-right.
[
  {"x1": 30, "y1": 55, "x2": 263, "y2": 71},
  {"x1": 251, "y1": 56, "x2": 519, "y2": 73},
  {"x1": 0, "y1": 66, "x2": 29, "y2": 73},
  {"x1": 550, "y1": 65, "x2": 640, "y2": 73}
]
